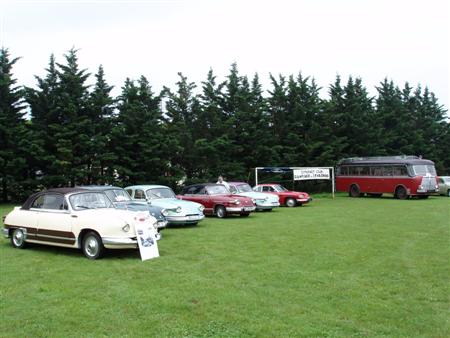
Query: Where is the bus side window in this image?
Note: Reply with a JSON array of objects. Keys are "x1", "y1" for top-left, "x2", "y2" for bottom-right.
[
  {"x1": 361, "y1": 167, "x2": 370, "y2": 176},
  {"x1": 371, "y1": 167, "x2": 383, "y2": 176},
  {"x1": 383, "y1": 166, "x2": 393, "y2": 176}
]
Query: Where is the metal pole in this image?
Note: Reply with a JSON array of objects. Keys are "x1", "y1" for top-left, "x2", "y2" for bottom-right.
[
  {"x1": 331, "y1": 167, "x2": 335, "y2": 199},
  {"x1": 255, "y1": 168, "x2": 258, "y2": 186}
]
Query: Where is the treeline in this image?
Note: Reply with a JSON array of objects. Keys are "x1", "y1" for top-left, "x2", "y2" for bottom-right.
[{"x1": 1, "y1": 48, "x2": 449, "y2": 202}]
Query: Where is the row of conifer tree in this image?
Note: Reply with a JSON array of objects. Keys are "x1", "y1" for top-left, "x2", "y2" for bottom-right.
[{"x1": 1, "y1": 48, "x2": 449, "y2": 201}]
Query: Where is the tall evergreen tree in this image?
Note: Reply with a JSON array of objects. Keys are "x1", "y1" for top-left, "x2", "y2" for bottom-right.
[
  {"x1": 0, "y1": 48, "x2": 27, "y2": 201},
  {"x1": 112, "y1": 76, "x2": 170, "y2": 185},
  {"x1": 86, "y1": 65, "x2": 115, "y2": 184}
]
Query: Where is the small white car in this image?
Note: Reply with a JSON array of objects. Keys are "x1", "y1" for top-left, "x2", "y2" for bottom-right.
[
  {"x1": 438, "y1": 176, "x2": 450, "y2": 196},
  {"x1": 227, "y1": 182, "x2": 280, "y2": 211},
  {"x1": 126, "y1": 185, "x2": 205, "y2": 225},
  {"x1": 2, "y1": 188, "x2": 158, "y2": 259}
]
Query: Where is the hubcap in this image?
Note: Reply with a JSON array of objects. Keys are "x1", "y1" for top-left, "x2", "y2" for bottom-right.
[
  {"x1": 13, "y1": 230, "x2": 23, "y2": 246},
  {"x1": 217, "y1": 208, "x2": 224, "y2": 217},
  {"x1": 286, "y1": 199, "x2": 295, "y2": 207},
  {"x1": 85, "y1": 237, "x2": 98, "y2": 257}
]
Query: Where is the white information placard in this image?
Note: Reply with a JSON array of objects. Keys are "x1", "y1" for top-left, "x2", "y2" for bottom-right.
[
  {"x1": 293, "y1": 168, "x2": 330, "y2": 181},
  {"x1": 134, "y1": 214, "x2": 159, "y2": 261}
]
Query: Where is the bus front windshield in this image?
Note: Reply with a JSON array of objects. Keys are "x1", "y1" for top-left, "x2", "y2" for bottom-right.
[{"x1": 412, "y1": 165, "x2": 436, "y2": 176}]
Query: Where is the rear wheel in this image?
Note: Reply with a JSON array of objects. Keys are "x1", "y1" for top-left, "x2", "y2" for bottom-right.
[
  {"x1": 395, "y1": 186, "x2": 408, "y2": 200},
  {"x1": 82, "y1": 231, "x2": 105, "y2": 260},
  {"x1": 215, "y1": 205, "x2": 227, "y2": 218},
  {"x1": 349, "y1": 185, "x2": 360, "y2": 198},
  {"x1": 285, "y1": 198, "x2": 296, "y2": 207},
  {"x1": 11, "y1": 228, "x2": 26, "y2": 249}
]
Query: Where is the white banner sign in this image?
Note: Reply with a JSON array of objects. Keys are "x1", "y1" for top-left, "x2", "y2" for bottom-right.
[
  {"x1": 135, "y1": 214, "x2": 159, "y2": 261},
  {"x1": 293, "y1": 168, "x2": 330, "y2": 181}
]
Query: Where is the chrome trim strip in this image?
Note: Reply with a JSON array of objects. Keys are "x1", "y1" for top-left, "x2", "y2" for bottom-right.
[{"x1": 37, "y1": 234, "x2": 74, "y2": 241}]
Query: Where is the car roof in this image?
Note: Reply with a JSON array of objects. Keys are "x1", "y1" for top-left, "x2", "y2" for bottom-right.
[
  {"x1": 21, "y1": 187, "x2": 90, "y2": 210},
  {"x1": 255, "y1": 183, "x2": 279, "y2": 186},
  {"x1": 78, "y1": 185, "x2": 124, "y2": 191},
  {"x1": 228, "y1": 182, "x2": 249, "y2": 185},
  {"x1": 126, "y1": 185, "x2": 170, "y2": 190}
]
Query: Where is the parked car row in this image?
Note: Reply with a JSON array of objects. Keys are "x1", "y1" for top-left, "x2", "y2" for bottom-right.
[{"x1": 2, "y1": 182, "x2": 312, "y2": 259}]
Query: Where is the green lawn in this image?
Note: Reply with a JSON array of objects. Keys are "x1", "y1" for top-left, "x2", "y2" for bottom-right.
[{"x1": 1, "y1": 195, "x2": 449, "y2": 337}]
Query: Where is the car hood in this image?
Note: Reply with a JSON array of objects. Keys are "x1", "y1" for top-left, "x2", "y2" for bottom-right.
[
  {"x1": 76, "y1": 208, "x2": 157, "y2": 227},
  {"x1": 114, "y1": 201, "x2": 165, "y2": 221},
  {"x1": 149, "y1": 198, "x2": 203, "y2": 213}
]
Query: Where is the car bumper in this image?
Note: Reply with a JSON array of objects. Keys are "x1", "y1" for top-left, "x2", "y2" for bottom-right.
[
  {"x1": 156, "y1": 220, "x2": 168, "y2": 229},
  {"x1": 102, "y1": 237, "x2": 138, "y2": 249},
  {"x1": 297, "y1": 197, "x2": 312, "y2": 204},
  {"x1": 256, "y1": 202, "x2": 280, "y2": 209},
  {"x1": 2, "y1": 228, "x2": 9, "y2": 238},
  {"x1": 226, "y1": 206, "x2": 256, "y2": 213},
  {"x1": 416, "y1": 188, "x2": 438, "y2": 193},
  {"x1": 166, "y1": 214, "x2": 205, "y2": 224}
]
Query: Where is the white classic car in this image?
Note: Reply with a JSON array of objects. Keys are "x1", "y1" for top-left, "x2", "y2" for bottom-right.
[
  {"x1": 438, "y1": 176, "x2": 450, "y2": 196},
  {"x1": 2, "y1": 188, "x2": 158, "y2": 259},
  {"x1": 125, "y1": 185, "x2": 205, "y2": 225},
  {"x1": 227, "y1": 182, "x2": 280, "y2": 211}
]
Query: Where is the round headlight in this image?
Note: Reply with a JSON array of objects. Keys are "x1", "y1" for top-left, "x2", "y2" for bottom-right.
[
  {"x1": 161, "y1": 209, "x2": 169, "y2": 217},
  {"x1": 234, "y1": 199, "x2": 240, "y2": 205},
  {"x1": 251, "y1": 198, "x2": 256, "y2": 204},
  {"x1": 176, "y1": 206, "x2": 182, "y2": 213},
  {"x1": 198, "y1": 205, "x2": 205, "y2": 212}
]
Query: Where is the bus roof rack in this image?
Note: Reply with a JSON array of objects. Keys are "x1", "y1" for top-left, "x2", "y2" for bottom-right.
[{"x1": 339, "y1": 155, "x2": 419, "y2": 163}]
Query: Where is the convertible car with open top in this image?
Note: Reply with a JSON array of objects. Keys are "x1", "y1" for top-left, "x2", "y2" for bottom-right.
[{"x1": 2, "y1": 188, "x2": 158, "y2": 259}]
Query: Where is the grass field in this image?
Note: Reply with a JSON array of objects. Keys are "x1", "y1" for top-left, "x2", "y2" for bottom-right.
[{"x1": 0, "y1": 195, "x2": 449, "y2": 337}]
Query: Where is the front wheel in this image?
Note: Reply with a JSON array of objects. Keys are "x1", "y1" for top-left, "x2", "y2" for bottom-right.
[
  {"x1": 395, "y1": 186, "x2": 408, "y2": 200},
  {"x1": 285, "y1": 198, "x2": 296, "y2": 207},
  {"x1": 349, "y1": 185, "x2": 360, "y2": 198},
  {"x1": 215, "y1": 205, "x2": 227, "y2": 218},
  {"x1": 11, "y1": 228, "x2": 26, "y2": 249},
  {"x1": 82, "y1": 231, "x2": 105, "y2": 260}
]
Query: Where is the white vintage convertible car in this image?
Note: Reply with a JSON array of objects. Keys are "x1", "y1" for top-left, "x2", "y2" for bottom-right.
[{"x1": 2, "y1": 188, "x2": 158, "y2": 259}]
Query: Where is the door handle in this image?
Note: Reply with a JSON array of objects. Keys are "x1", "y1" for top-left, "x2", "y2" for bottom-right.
[{"x1": 71, "y1": 215, "x2": 78, "y2": 218}]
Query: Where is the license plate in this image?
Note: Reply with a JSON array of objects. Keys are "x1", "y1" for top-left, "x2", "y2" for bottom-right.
[
  {"x1": 188, "y1": 215, "x2": 199, "y2": 220},
  {"x1": 244, "y1": 207, "x2": 254, "y2": 211}
]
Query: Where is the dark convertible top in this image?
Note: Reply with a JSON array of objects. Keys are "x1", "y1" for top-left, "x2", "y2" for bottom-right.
[{"x1": 21, "y1": 187, "x2": 89, "y2": 210}]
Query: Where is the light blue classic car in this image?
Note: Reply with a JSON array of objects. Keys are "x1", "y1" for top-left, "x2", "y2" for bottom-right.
[
  {"x1": 125, "y1": 185, "x2": 205, "y2": 225},
  {"x1": 227, "y1": 182, "x2": 280, "y2": 211}
]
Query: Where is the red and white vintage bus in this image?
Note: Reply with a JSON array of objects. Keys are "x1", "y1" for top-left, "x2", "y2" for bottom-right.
[{"x1": 336, "y1": 156, "x2": 439, "y2": 199}]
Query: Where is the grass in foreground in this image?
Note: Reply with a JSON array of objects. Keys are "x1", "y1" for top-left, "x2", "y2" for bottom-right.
[{"x1": 0, "y1": 195, "x2": 449, "y2": 337}]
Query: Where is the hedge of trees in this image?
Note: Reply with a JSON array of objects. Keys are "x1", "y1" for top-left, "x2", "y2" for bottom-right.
[{"x1": 1, "y1": 48, "x2": 449, "y2": 202}]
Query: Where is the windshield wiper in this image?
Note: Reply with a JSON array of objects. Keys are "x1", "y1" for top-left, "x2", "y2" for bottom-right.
[{"x1": 76, "y1": 205, "x2": 90, "y2": 209}]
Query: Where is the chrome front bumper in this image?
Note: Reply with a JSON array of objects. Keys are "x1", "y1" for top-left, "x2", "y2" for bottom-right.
[
  {"x1": 2, "y1": 228, "x2": 9, "y2": 238},
  {"x1": 102, "y1": 237, "x2": 138, "y2": 249},
  {"x1": 166, "y1": 214, "x2": 205, "y2": 224},
  {"x1": 156, "y1": 220, "x2": 168, "y2": 229},
  {"x1": 256, "y1": 202, "x2": 280, "y2": 209},
  {"x1": 297, "y1": 197, "x2": 312, "y2": 204},
  {"x1": 226, "y1": 206, "x2": 256, "y2": 213}
]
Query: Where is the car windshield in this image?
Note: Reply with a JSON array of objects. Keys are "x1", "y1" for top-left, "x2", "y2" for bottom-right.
[
  {"x1": 69, "y1": 192, "x2": 113, "y2": 210},
  {"x1": 273, "y1": 185, "x2": 288, "y2": 192},
  {"x1": 412, "y1": 165, "x2": 436, "y2": 176},
  {"x1": 236, "y1": 184, "x2": 253, "y2": 192},
  {"x1": 104, "y1": 189, "x2": 132, "y2": 202},
  {"x1": 146, "y1": 188, "x2": 176, "y2": 199},
  {"x1": 206, "y1": 185, "x2": 229, "y2": 195}
]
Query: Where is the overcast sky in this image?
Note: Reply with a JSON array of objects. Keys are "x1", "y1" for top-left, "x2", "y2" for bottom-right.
[{"x1": 2, "y1": 0, "x2": 449, "y2": 111}]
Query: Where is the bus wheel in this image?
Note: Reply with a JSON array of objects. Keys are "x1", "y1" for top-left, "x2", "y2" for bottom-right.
[
  {"x1": 395, "y1": 186, "x2": 408, "y2": 200},
  {"x1": 349, "y1": 185, "x2": 360, "y2": 198}
]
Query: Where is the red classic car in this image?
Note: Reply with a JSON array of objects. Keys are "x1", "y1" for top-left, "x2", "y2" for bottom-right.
[
  {"x1": 178, "y1": 183, "x2": 256, "y2": 218},
  {"x1": 253, "y1": 183, "x2": 312, "y2": 207}
]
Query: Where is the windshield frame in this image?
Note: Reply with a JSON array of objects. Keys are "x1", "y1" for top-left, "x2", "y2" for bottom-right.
[
  {"x1": 145, "y1": 187, "x2": 176, "y2": 199},
  {"x1": 206, "y1": 185, "x2": 230, "y2": 195},
  {"x1": 412, "y1": 165, "x2": 437, "y2": 176},
  {"x1": 273, "y1": 184, "x2": 288, "y2": 192},
  {"x1": 69, "y1": 192, "x2": 113, "y2": 211},
  {"x1": 236, "y1": 183, "x2": 253, "y2": 193}
]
